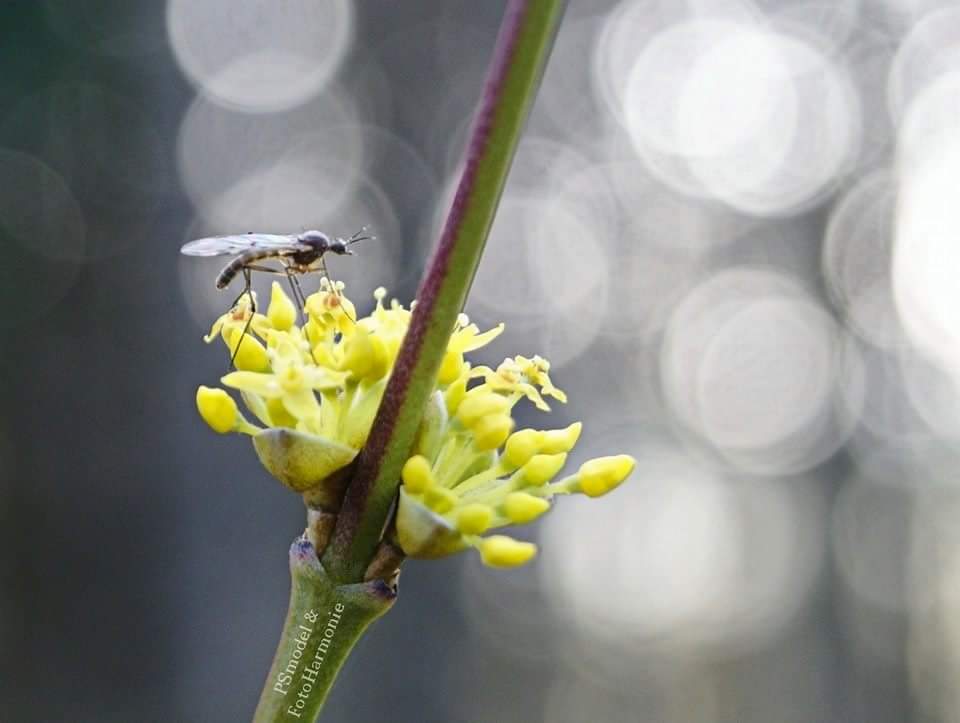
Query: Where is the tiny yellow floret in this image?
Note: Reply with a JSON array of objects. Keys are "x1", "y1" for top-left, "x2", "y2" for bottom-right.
[
  {"x1": 456, "y1": 504, "x2": 493, "y2": 535},
  {"x1": 278, "y1": 365, "x2": 305, "y2": 394},
  {"x1": 438, "y1": 350, "x2": 465, "y2": 385},
  {"x1": 196, "y1": 386, "x2": 239, "y2": 434},
  {"x1": 444, "y1": 373, "x2": 468, "y2": 414},
  {"x1": 521, "y1": 453, "x2": 568, "y2": 486},
  {"x1": 267, "y1": 281, "x2": 297, "y2": 331},
  {"x1": 479, "y1": 535, "x2": 537, "y2": 568},
  {"x1": 539, "y1": 422, "x2": 582, "y2": 454},
  {"x1": 503, "y1": 492, "x2": 550, "y2": 523},
  {"x1": 402, "y1": 455, "x2": 435, "y2": 494},
  {"x1": 424, "y1": 486, "x2": 458, "y2": 514},
  {"x1": 472, "y1": 413, "x2": 515, "y2": 451},
  {"x1": 503, "y1": 429, "x2": 542, "y2": 468},
  {"x1": 226, "y1": 329, "x2": 270, "y2": 372},
  {"x1": 456, "y1": 392, "x2": 511, "y2": 427},
  {"x1": 340, "y1": 325, "x2": 376, "y2": 379},
  {"x1": 578, "y1": 455, "x2": 636, "y2": 497}
]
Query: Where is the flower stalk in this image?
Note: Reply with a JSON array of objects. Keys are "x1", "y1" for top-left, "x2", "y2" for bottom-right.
[
  {"x1": 322, "y1": 0, "x2": 567, "y2": 584},
  {"x1": 252, "y1": 539, "x2": 396, "y2": 723}
]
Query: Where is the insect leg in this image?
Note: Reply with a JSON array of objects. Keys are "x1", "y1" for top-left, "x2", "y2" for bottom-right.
[
  {"x1": 229, "y1": 267, "x2": 257, "y2": 369},
  {"x1": 286, "y1": 270, "x2": 308, "y2": 316},
  {"x1": 234, "y1": 261, "x2": 307, "y2": 318}
]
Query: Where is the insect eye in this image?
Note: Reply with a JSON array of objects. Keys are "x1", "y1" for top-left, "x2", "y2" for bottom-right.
[{"x1": 330, "y1": 241, "x2": 347, "y2": 253}]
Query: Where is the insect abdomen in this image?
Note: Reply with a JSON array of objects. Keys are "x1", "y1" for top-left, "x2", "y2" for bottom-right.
[{"x1": 216, "y1": 249, "x2": 282, "y2": 289}]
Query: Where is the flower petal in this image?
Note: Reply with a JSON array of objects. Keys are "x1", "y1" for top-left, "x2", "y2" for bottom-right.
[
  {"x1": 222, "y1": 371, "x2": 282, "y2": 398},
  {"x1": 281, "y1": 387, "x2": 321, "y2": 419}
]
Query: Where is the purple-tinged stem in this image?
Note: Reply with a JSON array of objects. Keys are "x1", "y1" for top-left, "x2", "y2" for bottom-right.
[{"x1": 322, "y1": 0, "x2": 565, "y2": 583}]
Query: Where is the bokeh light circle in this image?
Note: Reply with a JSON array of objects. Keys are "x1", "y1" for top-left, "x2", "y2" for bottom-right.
[
  {"x1": 662, "y1": 268, "x2": 859, "y2": 473},
  {"x1": 540, "y1": 432, "x2": 825, "y2": 656},
  {"x1": 823, "y1": 169, "x2": 902, "y2": 348},
  {"x1": 0, "y1": 149, "x2": 85, "y2": 261},
  {"x1": 167, "y1": 0, "x2": 353, "y2": 112}
]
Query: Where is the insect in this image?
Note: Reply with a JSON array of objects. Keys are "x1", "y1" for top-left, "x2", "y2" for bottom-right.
[{"x1": 181, "y1": 228, "x2": 372, "y2": 364}]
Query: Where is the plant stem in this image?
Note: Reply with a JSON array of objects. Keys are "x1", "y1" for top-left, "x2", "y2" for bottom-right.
[
  {"x1": 323, "y1": 0, "x2": 566, "y2": 584},
  {"x1": 254, "y1": 4, "x2": 565, "y2": 719},
  {"x1": 253, "y1": 539, "x2": 396, "y2": 723}
]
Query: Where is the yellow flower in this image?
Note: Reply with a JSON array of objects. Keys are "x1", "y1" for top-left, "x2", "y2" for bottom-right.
[
  {"x1": 479, "y1": 536, "x2": 537, "y2": 568},
  {"x1": 203, "y1": 292, "x2": 269, "y2": 344},
  {"x1": 195, "y1": 284, "x2": 503, "y2": 496},
  {"x1": 196, "y1": 386, "x2": 259, "y2": 435},
  {"x1": 395, "y1": 352, "x2": 633, "y2": 567},
  {"x1": 221, "y1": 336, "x2": 346, "y2": 431},
  {"x1": 267, "y1": 281, "x2": 297, "y2": 331},
  {"x1": 470, "y1": 355, "x2": 566, "y2": 411},
  {"x1": 195, "y1": 282, "x2": 635, "y2": 568}
]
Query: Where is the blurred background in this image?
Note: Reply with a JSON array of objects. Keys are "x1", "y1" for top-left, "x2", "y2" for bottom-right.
[{"x1": 2, "y1": 0, "x2": 960, "y2": 720}]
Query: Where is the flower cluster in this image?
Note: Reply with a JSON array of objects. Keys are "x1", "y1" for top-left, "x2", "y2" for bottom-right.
[{"x1": 196, "y1": 282, "x2": 634, "y2": 567}]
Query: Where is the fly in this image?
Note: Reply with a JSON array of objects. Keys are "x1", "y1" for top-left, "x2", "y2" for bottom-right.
[{"x1": 181, "y1": 228, "x2": 372, "y2": 365}]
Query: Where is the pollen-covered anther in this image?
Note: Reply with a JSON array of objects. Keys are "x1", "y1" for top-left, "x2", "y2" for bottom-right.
[
  {"x1": 401, "y1": 455, "x2": 435, "y2": 494},
  {"x1": 478, "y1": 535, "x2": 537, "y2": 568},
  {"x1": 520, "y1": 452, "x2": 567, "y2": 486},
  {"x1": 502, "y1": 492, "x2": 550, "y2": 524},
  {"x1": 578, "y1": 455, "x2": 636, "y2": 498}
]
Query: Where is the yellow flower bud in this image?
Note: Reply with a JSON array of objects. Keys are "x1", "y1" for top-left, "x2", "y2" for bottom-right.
[
  {"x1": 479, "y1": 535, "x2": 537, "y2": 568},
  {"x1": 503, "y1": 429, "x2": 542, "y2": 468},
  {"x1": 578, "y1": 455, "x2": 636, "y2": 498},
  {"x1": 444, "y1": 373, "x2": 468, "y2": 415},
  {"x1": 456, "y1": 504, "x2": 493, "y2": 535},
  {"x1": 521, "y1": 453, "x2": 567, "y2": 486},
  {"x1": 438, "y1": 350, "x2": 465, "y2": 385},
  {"x1": 503, "y1": 492, "x2": 550, "y2": 524},
  {"x1": 456, "y1": 391, "x2": 511, "y2": 428},
  {"x1": 539, "y1": 422, "x2": 582, "y2": 454},
  {"x1": 267, "y1": 281, "x2": 297, "y2": 331},
  {"x1": 196, "y1": 386, "x2": 239, "y2": 434},
  {"x1": 402, "y1": 455, "x2": 435, "y2": 494},
  {"x1": 424, "y1": 486, "x2": 458, "y2": 514},
  {"x1": 340, "y1": 325, "x2": 375, "y2": 379},
  {"x1": 472, "y1": 413, "x2": 514, "y2": 451},
  {"x1": 225, "y1": 329, "x2": 270, "y2": 372}
]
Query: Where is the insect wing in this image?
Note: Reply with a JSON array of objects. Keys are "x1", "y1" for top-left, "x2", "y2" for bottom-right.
[{"x1": 180, "y1": 233, "x2": 303, "y2": 257}]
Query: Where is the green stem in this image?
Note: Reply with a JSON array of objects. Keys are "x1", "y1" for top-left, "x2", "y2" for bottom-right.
[
  {"x1": 253, "y1": 538, "x2": 396, "y2": 723},
  {"x1": 323, "y1": 0, "x2": 566, "y2": 584}
]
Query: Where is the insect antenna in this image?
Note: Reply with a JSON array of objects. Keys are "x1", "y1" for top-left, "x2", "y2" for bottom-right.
[{"x1": 345, "y1": 225, "x2": 375, "y2": 246}]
